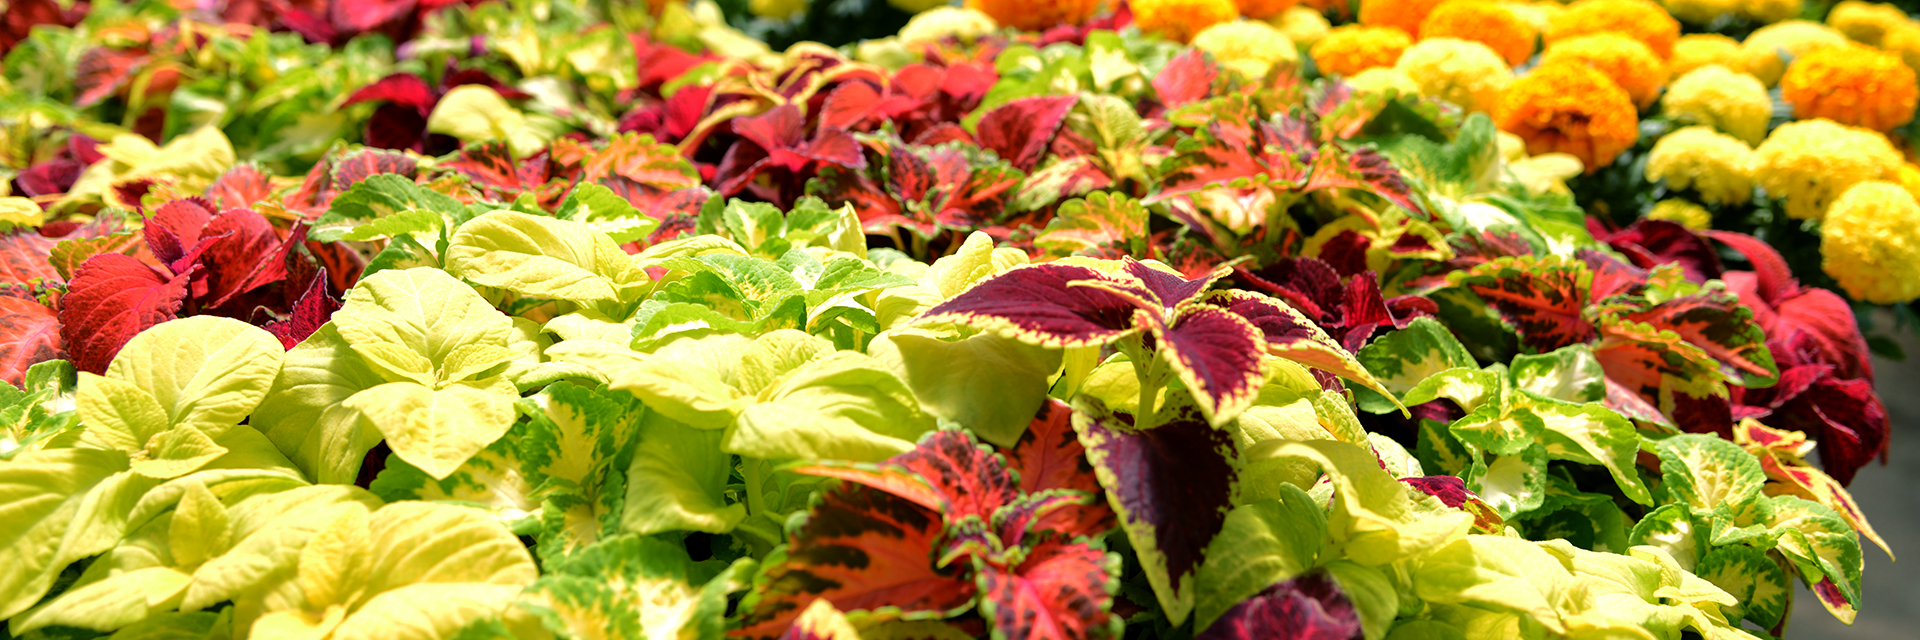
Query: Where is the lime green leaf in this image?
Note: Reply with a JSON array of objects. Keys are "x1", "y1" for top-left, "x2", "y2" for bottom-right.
[
  {"x1": 167, "y1": 480, "x2": 231, "y2": 569},
  {"x1": 447, "y1": 210, "x2": 646, "y2": 305},
  {"x1": 1467, "y1": 444, "x2": 1546, "y2": 520},
  {"x1": 332, "y1": 267, "x2": 518, "y2": 387},
  {"x1": 869, "y1": 329, "x2": 1063, "y2": 448},
  {"x1": 556, "y1": 182, "x2": 660, "y2": 244},
  {"x1": 251, "y1": 323, "x2": 392, "y2": 484},
  {"x1": 1627, "y1": 504, "x2": 1704, "y2": 569},
  {"x1": 622, "y1": 412, "x2": 746, "y2": 535},
  {"x1": 516, "y1": 534, "x2": 754, "y2": 640},
  {"x1": 105, "y1": 316, "x2": 284, "y2": 430},
  {"x1": 1193, "y1": 483, "x2": 1327, "y2": 630},
  {"x1": 343, "y1": 379, "x2": 518, "y2": 481},
  {"x1": 1655, "y1": 434, "x2": 1765, "y2": 515},
  {"x1": 1323, "y1": 560, "x2": 1399, "y2": 640},
  {"x1": 182, "y1": 485, "x2": 385, "y2": 612},
  {"x1": 79, "y1": 373, "x2": 171, "y2": 454},
  {"x1": 1400, "y1": 367, "x2": 1502, "y2": 415},
  {"x1": 0, "y1": 445, "x2": 134, "y2": 619},
  {"x1": 312, "y1": 174, "x2": 466, "y2": 244},
  {"x1": 725, "y1": 352, "x2": 935, "y2": 462},
  {"x1": 546, "y1": 335, "x2": 748, "y2": 430},
  {"x1": 1353, "y1": 317, "x2": 1476, "y2": 413},
  {"x1": 1508, "y1": 345, "x2": 1605, "y2": 404},
  {"x1": 9, "y1": 565, "x2": 193, "y2": 634},
  {"x1": 1412, "y1": 535, "x2": 1572, "y2": 634},
  {"x1": 1525, "y1": 397, "x2": 1650, "y2": 505},
  {"x1": 426, "y1": 85, "x2": 556, "y2": 158},
  {"x1": 134, "y1": 425, "x2": 230, "y2": 480},
  {"x1": 1246, "y1": 439, "x2": 1472, "y2": 566}
]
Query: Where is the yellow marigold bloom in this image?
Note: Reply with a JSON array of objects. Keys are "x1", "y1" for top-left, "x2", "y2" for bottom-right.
[
  {"x1": 966, "y1": 0, "x2": 1098, "y2": 31},
  {"x1": 1828, "y1": 1, "x2": 1907, "y2": 46},
  {"x1": 1396, "y1": 38, "x2": 1513, "y2": 113},
  {"x1": 1544, "y1": 0, "x2": 1679, "y2": 58},
  {"x1": 1271, "y1": 5, "x2": 1330, "y2": 48},
  {"x1": 1738, "y1": 20, "x2": 1849, "y2": 86},
  {"x1": 1645, "y1": 126, "x2": 1756, "y2": 205},
  {"x1": 1661, "y1": 64, "x2": 1770, "y2": 145},
  {"x1": 1664, "y1": 0, "x2": 1739, "y2": 25},
  {"x1": 1738, "y1": 0, "x2": 1802, "y2": 23},
  {"x1": 1896, "y1": 162, "x2": 1920, "y2": 202},
  {"x1": 1310, "y1": 25, "x2": 1413, "y2": 77},
  {"x1": 1237, "y1": 0, "x2": 1300, "y2": 19},
  {"x1": 1194, "y1": 20, "x2": 1302, "y2": 79},
  {"x1": 1502, "y1": 2, "x2": 1559, "y2": 35},
  {"x1": 1348, "y1": 67, "x2": 1422, "y2": 95},
  {"x1": 1359, "y1": 0, "x2": 1449, "y2": 37},
  {"x1": 1540, "y1": 33, "x2": 1668, "y2": 110},
  {"x1": 1648, "y1": 199, "x2": 1714, "y2": 229},
  {"x1": 1780, "y1": 44, "x2": 1919, "y2": 133},
  {"x1": 1885, "y1": 23, "x2": 1920, "y2": 77},
  {"x1": 1821, "y1": 180, "x2": 1920, "y2": 303},
  {"x1": 899, "y1": 7, "x2": 998, "y2": 44},
  {"x1": 1495, "y1": 61, "x2": 1640, "y2": 173},
  {"x1": 1419, "y1": 1, "x2": 1537, "y2": 66},
  {"x1": 1755, "y1": 119, "x2": 1903, "y2": 220},
  {"x1": 1669, "y1": 34, "x2": 1740, "y2": 78},
  {"x1": 1134, "y1": 0, "x2": 1239, "y2": 44}
]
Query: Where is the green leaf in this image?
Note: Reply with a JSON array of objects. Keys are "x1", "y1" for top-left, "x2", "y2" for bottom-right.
[
  {"x1": 725, "y1": 352, "x2": 935, "y2": 462},
  {"x1": 1525, "y1": 397, "x2": 1651, "y2": 505},
  {"x1": 426, "y1": 85, "x2": 557, "y2": 158},
  {"x1": 546, "y1": 335, "x2": 748, "y2": 430},
  {"x1": 1034, "y1": 191, "x2": 1148, "y2": 258},
  {"x1": 1507, "y1": 345, "x2": 1605, "y2": 404},
  {"x1": 868, "y1": 329, "x2": 1063, "y2": 449},
  {"x1": 103, "y1": 316, "x2": 285, "y2": 430},
  {"x1": 78, "y1": 373, "x2": 171, "y2": 454},
  {"x1": 9, "y1": 565, "x2": 193, "y2": 634},
  {"x1": 1323, "y1": 561, "x2": 1399, "y2": 640},
  {"x1": 1353, "y1": 317, "x2": 1476, "y2": 413},
  {"x1": 1692, "y1": 545, "x2": 1787, "y2": 629},
  {"x1": 516, "y1": 534, "x2": 753, "y2": 640},
  {"x1": 252, "y1": 323, "x2": 392, "y2": 484},
  {"x1": 1467, "y1": 444, "x2": 1546, "y2": 520},
  {"x1": 332, "y1": 267, "x2": 519, "y2": 387},
  {"x1": 1655, "y1": 434, "x2": 1765, "y2": 515},
  {"x1": 311, "y1": 174, "x2": 467, "y2": 244},
  {"x1": 182, "y1": 485, "x2": 385, "y2": 612},
  {"x1": 447, "y1": 210, "x2": 646, "y2": 305},
  {"x1": 0, "y1": 445, "x2": 134, "y2": 619},
  {"x1": 1193, "y1": 483, "x2": 1327, "y2": 630},
  {"x1": 556, "y1": 182, "x2": 660, "y2": 245},
  {"x1": 1244, "y1": 439, "x2": 1472, "y2": 567},
  {"x1": 621, "y1": 412, "x2": 746, "y2": 535},
  {"x1": 1412, "y1": 535, "x2": 1572, "y2": 634},
  {"x1": 343, "y1": 378, "x2": 518, "y2": 481}
]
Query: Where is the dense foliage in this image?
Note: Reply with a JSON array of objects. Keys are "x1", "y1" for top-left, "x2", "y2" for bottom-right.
[{"x1": 0, "y1": 0, "x2": 1911, "y2": 639}]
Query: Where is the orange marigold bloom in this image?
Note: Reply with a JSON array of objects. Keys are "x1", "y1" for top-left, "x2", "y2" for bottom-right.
[
  {"x1": 1310, "y1": 24, "x2": 1414, "y2": 77},
  {"x1": 1495, "y1": 61, "x2": 1640, "y2": 173},
  {"x1": 1540, "y1": 32, "x2": 1668, "y2": 110},
  {"x1": 1359, "y1": 0, "x2": 1449, "y2": 37},
  {"x1": 1544, "y1": 0, "x2": 1679, "y2": 58},
  {"x1": 1237, "y1": 0, "x2": 1300, "y2": 19},
  {"x1": 1739, "y1": 20, "x2": 1850, "y2": 86},
  {"x1": 1420, "y1": 1, "x2": 1537, "y2": 66},
  {"x1": 1133, "y1": 0, "x2": 1240, "y2": 44},
  {"x1": 967, "y1": 0, "x2": 1099, "y2": 30},
  {"x1": 1780, "y1": 44, "x2": 1919, "y2": 132}
]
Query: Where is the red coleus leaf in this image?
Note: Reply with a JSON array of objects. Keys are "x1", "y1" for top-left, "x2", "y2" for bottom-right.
[
  {"x1": 329, "y1": 0, "x2": 416, "y2": 37},
  {"x1": 1238, "y1": 258, "x2": 1433, "y2": 353},
  {"x1": 1214, "y1": 289, "x2": 1387, "y2": 398},
  {"x1": 1592, "y1": 316, "x2": 1733, "y2": 436},
  {"x1": 820, "y1": 80, "x2": 884, "y2": 131},
  {"x1": 1307, "y1": 146, "x2": 1427, "y2": 220},
  {"x1": 916, "y1": 264, "x2": 1142, "y2": 348},
  {"x1": 1709, "y1": 230, "x2": 1873, "y2": 382},
  {"x1": 1146, "y1": 305, "x2": 1266, "y2": 422},
  {"x1": 1589, "y1": 218, "x2": 1723, "y2": 283},
  {"x1": 73, "y1": 47, "x2": 144, "y2": 108},
  {"x1": 791, "y1": 430, "x2": 1021, "y2": 524},
  {"x1": 0, "y1": 231, "x2": 67, "y2": 285},
  {"x1": 974, "y1": 539, "x2": 1115, "y2": 640},
  {"x1": 1400, "y1": 475, "x2": 1504, "y2": 534},
  {"x1": 0, "y1": 295, "x2": 63, "y2": 385},
  {"x1": 1155, "y1": 50, "x2": 1219, "y2": 109},
  {"x1": 343, "y1": 73, "x2": 436, "y2": 112},
  {"x1": 1008, "y1": 400, "x2": 1115, "y2": 538},
  {"x1": 16, "y1": 159, "x2": 82, "y2": 197},
  {"x1": 58, "y1": 254, "x2": 192, "y2": 374},
  {"x1": 2, "y1": 0, "x2": 88, "y2": 54},
  {"x1": 202, "y1": 215, "x2": 308, "y2": 309},
  {"x1": 1451, "y1": 255, "x2": 1597, "y2": 352},
  {"x1": 716, "y1": 105, "x2": 867, "y2": 201},
  {"x1": 365, "y1": 103, "x2": 429, "y2": 152},
  {"x1": 579, "y1": 132, "x2": 702, "y2": 190},
  {"x1": 330, "y1": 148, "x2": 419, "y2": 194},
  {"x1": 737, "y1": 485, "x2": 976, "y2": 638},
  {"x1": 264, "y1": 268, "x2": 340, "y2": 350},
  {"x1": 1195, "y1": 571, "x2": 1364, "y2": 640},
  {"x1": 976, "y1": 95, "x2": 1078, "y2": 172},
  {"x1": 144, "y1": 197, "x2": 217, "y2": 269},
  {"x1": 205, "y1": 163, "x2": 276, "y2": 211},
  {"x1": 1158, "y1": 113, "x2": 1313, "y2": 199},
  {"x1": 630, "y1": 32, "x2": 711, "y2": 93},
  {"x1": 442, "y1": 140, "x2": 532, "y2": 194}
]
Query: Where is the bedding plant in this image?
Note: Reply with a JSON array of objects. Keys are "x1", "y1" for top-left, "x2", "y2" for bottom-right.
[{"x1": 0, "y1": 0, "x2": 1910, "y2": 639}]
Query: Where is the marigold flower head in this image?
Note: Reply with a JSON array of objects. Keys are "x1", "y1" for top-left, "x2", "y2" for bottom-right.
[
  {"x1": 1780, "y1": 44, "x2": 1919, "y2": 132},
  {"x1": 1194, "y1": 20, "x2": 1302, "y2": 78},
  {"x1": 1822, "y1": 180, "x2": 1920, "y2": 303},
  {"x1": 1885, "y1": 23, "x2": 1920, "y2": 77},
  {"x1": 1755, "y1": 118, "x2": 1903, "y2": 220},
  {"x1": 1669, "y1": 34, "x2": 1741, "y2": 78},
  {"x1": 1645, "y1": 126, "x2": 1756, "y2": 205},
  {"x1": 966, "y1": 0, "x2": 1098, "y2": 31},
  {"x1": 1359, "y1": 0, "x2": 1449, "y2": 37},
  {"x1": 899, "y1": 7, "x2": 998, "y2": 44},
  {"x1": 1132, "y1": 0, "x2": 1239, "y2": 44},
  {"x1": 1540, "y1": 33, "x2": 1668, "y2": 110},
  {"x1": 1544, "y1": 0, "x2": 1679, "y2": 58},
  {"x1": 1828, "y1": 1, "x2": 1908, "y2": 47},
  {"x1": 1348, "y1": 67, "x2": 1422, "y2": 95},
  {"x1": 1396, "y1": 38, "x2": 1512, "y2": 113},
  {"x1": 1897, "y1": 162, "x2": 1920, "y2": 202},
  {"x1": 1647, "y1": 199, "x2": 1714, "y2": 229},
  {"x1": 1494, "y1": 61, "x2": 1640, "y2": 173},
  {"x1": 1501, "y1": 1, "x2": 1558, "y2": 34},
  {"x1": 1739, "y1": 20, "x2": 1849, "y2": 86},
  {"x1": 1270, "y1": 5, "x2": 1330, "y2": 48},
  {"x1": 1310, "y1": 25, "x2": 1413, "y2": 77},
  {"x1": 1237, "y1": 0, "x2": 1300, "y2": 19},
  {"x1": 1661, "y1": 64, "x2": 1770, "y2": 145},
  {"x1": 1738, "y1": 0, "x2": 1802, "y2": 23},
  {"x1": 1419, "y1": 1, "x2": 1537, "y2": 66},
  {"x1": 1664, "y1": 0, "x2": 1739, "y2": 25}
]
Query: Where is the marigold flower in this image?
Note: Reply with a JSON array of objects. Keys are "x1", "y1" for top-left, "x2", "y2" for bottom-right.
[
  {"x1": 1661, "y1": 64, "x2": 1770, "y2": 145},
  {"x1": 1664, "y1": 0, "x2": 1739, "y2": 25},
  {"x1": 1133, "y1": 0, "x2": 1240, "y2": 44},
  {"x1": 1194, "y1": 20, "x2": 1302, "y2": 78},
  {"x1": 1359, "y1": 0, "x2": 1449, "y2": 37},
  {"x1": 1544, "y1": 0, "x2": 1679, "y2": 58},
  {"x1": 1494, "y1": 61, "x2": 1640, "y2": 173},
  {"x1": 1669, "y1": 34, "x2": 1741, "y2": 78},
  {"x1": 899, "y1": 7, "x2": 998, "y2": 44},
  {"x1": 1348, "y1": 67, "x2": 1421, "y2": 95},
  {"x1": 1540, "y1": 33, "x2": 1668, "y2": 110},
  {"x1": 1647, "y1": 199, "x2": 1714, "y2": 229},
  {"x1": 1738, "y1": 20, "x2": 1849, "y2": 86},
  {"x1": 1780, "y1": 44, "x2": 1919, "y2": 133},
  {"x1": 1396, "y1": 38, "x2": 1512, "y2": 113},
  {"x1": 1237, "y1": 0, "x2": 1300, "y2": 19},
  {"x1": 1738, "y1": 0, "x2": 1802, "y2": 23},
  {"x1": 1822, "y1": 181, "x2": 1920, "y2": 304},
  {"x1": 1645, "y1": 126, "x2": 1757, "y2": 205},
  {"x1": 966, "y1": 0, "x2": 1099, "y2": 31},
  {"x1": 1885, "y1": 23, "x2": 1920, "y2": 77},
  {"x1": 1897, "y1": 162, "x2": 1920, "y2": 202},
  {"x1": 1501, "y1": 1, "x2": 1558, "y2": 34},
  {"x1": 1755, "y1": 119, "x2": 1903, "y2": 220},
  {"x1": 1310, "y1": 25, "x2": 1413, "y2": 77},
  {"x1": 1419, "y1": 1, "x2": 1537, "y2": 66},
  {"x1": 1828, "y1": 1, "x2": 1907, "y2": 46},
  {"x1": 1271, "y1": 5, "x2": 1330, "y2": 48}
]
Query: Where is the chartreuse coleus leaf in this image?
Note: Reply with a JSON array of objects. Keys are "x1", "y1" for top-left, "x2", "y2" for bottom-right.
[
  {"x1": 447, "y1": 209, "x2": 649, "y2": 306},
  {"x1": 699, "y1": 196, "x2": 863, "y2": 259},
  {"x1": 1193, "y1": 483, "x2": 1326, "y2": 631},
  {"x1": 623, "y1": 410, "x2": 746, "y2": 536},
  {"x1": 555, "y1": 182, "x2": 662, "y2": 244},
  {"x1": 427, "y1": 84, "x2": 564, "y2": 157},
  {"x1": 369, "y1": 422, "x2": 537, "y2": 530},
  {"x1": 309, "y1": 173, "x2": 469, "y2": 244},
  {"x1": 867, "y1": 328, "x2": 1063, "y2": 449},
  {"x1": 1349, "y1": 317, "x2": 1476, "y2": 414},
  {"x1": 1, "y1": 359, "x2": 82, "y2": 460},
  {"x1": 0, "y1": 445, "x2": 137, "y2": 620},
  {"x1": 1247, "y1": 439, "x2": 1474, "y2": 569},
  {"x1": 511, "y1": 533, "x2": 754, "y2": 640}
]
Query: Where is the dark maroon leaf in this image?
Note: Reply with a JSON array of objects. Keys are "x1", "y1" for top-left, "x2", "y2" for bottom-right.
[
  {"x1": 264, "y1": 269, "x2": 340, "y2": 350},
  {"x1": 1147, "y1": 305, "x2": 1266, "y2": 421},
  {"x1": 1588, "y1": 218, "x2": 1723, "y2": 283},
  {"x1": 1316, "y1": 230, "x2": 1372, "y2": 279},
  {"x1": 364, "y1": 103, "x2": 428, "y2": 152},
  {"x1": 1400, "y1": 475, "x2": 1504, "y2": 534},
  {"x1": 1195, "y1": 572, "x2": 1364, "y2": 640},
  {"x1": 16, "y1": 159, "x2": 81, "y2": 197},
  {"x1": 917, "y1": 264, "x2": 1142, "y2": 348}
]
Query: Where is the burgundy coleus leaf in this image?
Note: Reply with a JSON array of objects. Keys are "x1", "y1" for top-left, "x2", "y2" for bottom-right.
[
  {"x1": 976, "y1": 95, "x2": 1078, "y2": 172},
  {"x1": 16, "y1": 159, "x2": 82, "y2": 197},
  {"x1": 1154, "y1": 50, "x2": 1219, "y2": 110},
  {"x1": 143, "y1": 198, "x2": 217, "y2": 271},
  {"x1": 264, "y1": 268, "x2": 339, "y2": 350},
  {"x1": 1, "y1": 0, "x2": 87, "y2": 54},
  {"x1": 1214, "y1": 289, "x2": 1399, "y2": 403},
  {"x1": 1400, "y1": 475, "x2": 1504, "y2": 534},
  {"x1": 1009, "y1": 399, "x2": 1115, "y2": 538},
  {"x1": 58, "y1": 253, "x2": 193, "y2": 374},
  {"x1": 202, "y1": 216, "x2": 308, "y2": 309},
  {"x1": 205, "y1": 163, "x2": 276, "y2": 211},
  {"x1": 737, "y1": 485, "x2": 976, "y2": 638},
  {"x1": 916, "y1": 263, "x2": 1142, "y2": 348},
  {"x1": 1588, "y1": 218, "x2": 1723, "y2": 283},
  {"x1": 715, "y1": 104, "x2": 866, "y2": 202},
  {"x1": 974, "y1": 539, "x2": 1115, "y2": 640},
  {"x1": 1449, "y1": 255, "x2": 1596, "y2": 352},
  {"x1": 1073, "y1": 396, "x2": 1239, "y2": 625},
  {"x1": 1145, "y1": 305, "x2": 1266, "y2": 423},
  {"x1": 1195, "y1": 572, "x2": 1364, "y2": 640},
  {"x1": 789, "y1": 429, "x2": 1021, "y2": 524},
  {"x1": 1709, "y1": 230, "x2": 1873, "y2": 382},
  {"x1": 0, "y1": 295, "x2": 63, "y2": 385},
  {"x1": 1237, "y1": 257, "x2": 1433, "y2": 353},
  {"x1": 73, "y1": 47, "x2": 144, "y2": 108},
  {"x1": 330, "y1": 148, "x2": 419, "y2": 194},
  {"x1": 618, "y1": 84, "x2": 710, "y2": 144}
]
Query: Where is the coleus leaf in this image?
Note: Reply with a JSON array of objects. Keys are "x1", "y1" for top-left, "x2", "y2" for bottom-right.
[
  {"x1": 58, "y1": 254, "x2": 192, "y2": 374},
  {"x1": 204, "y1": 163, "x2": 276, "y2": 211},
  {"x1": 1446, "y1": 255, "x2": 1596, "y2": 353},
  {"x1": 1589, "y1": 219, "x2": 1723, "y2": 284},
  {"x1": 915, "y1": 263, "x2": 1142, "y2": 348},
  {"x1": 973, "y1": 538, "x2": 1117, "y2": 640},
  {"x1": 1400, "y1": 475, "x2": 1505, "y2": 535},
  {"x1": 789, "y1": 429, "x2": 1021, "y2": 525},
  {"x1": 1213, "y1": 290, "x2": 1400, "y2": 410},
  {"x1": 1195, "y1": 571, "x2": 1365, "y2": 640},
  {"x1": 1007, "y1": 399, "x2": 1113, "y2": 537},
  {"x1": 1144, "y1": 305, "x2": 1267, "y2": 425},
  {"x1": 1154, "y1": 50, "x2": 1220, "y2": 109},
  {"x1": 976, "y1": 95, "x2": 1079, "y2": 173},
  {"x1": 1619, "y1": 293, "x2": 1777, "y2": 388},
  {"x1": 263, "y1": 269, "x2": 341, "y2": 350},
  {"x1": 1034, "y1": 191, "x2": 1147, "y2": 259},
  {"x1": 0, "y1": 295, "x2": 62, "y2": 386},
  {"x1": 1733, "y1": 419, "x2": 1889, "y2": 560},
  {"x1": 1592, "y1": 316, "x2": 1732, "y2": 436},
  {"x1": 1708, "y1": 230, "x2": 1873, "y2": 382}
]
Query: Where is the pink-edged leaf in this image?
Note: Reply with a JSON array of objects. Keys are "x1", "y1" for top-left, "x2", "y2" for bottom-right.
[
  {"x1": 1155, "y1": 50, "x2": 1219, "y2": 109},
  {"x1": 1400, "y1": 475, "x2": 1504, "y2": 534},
  {"x1": 1195, "y1": 572, "x2": 1364, "y2": 640},
  {"x1": 916, "y1": 264, "x2": 1144, "y2": 348},
  {"x1": 1591, "y1": 219, "x2": 1723, "y2": 283},
  {"x1": 264, "y1": 268, "x2": 339, "y2": 350},
  {"x1": 1739, "y1": 420, "x2": 1888, "y2": 557},
  {"x1": 1813, "y1": 578, "x2": 1857, "y2": 623},
  {"x1": 342, "y1": 73, "x2": 436, "y2": 111},
  {"x1": 1450, "y1": 256, "x2": 1595, "y2": 352},
  {"x1": 738, "y1": 485, "x2": 976, "y2": 638},
  {"x1": 790, "y1": 429, "x2": 1020, "y2": 524},
  {"x1": 976, "y1": 95, "x2": 1078, "y2": 172},
  {"x1": 74, "y1": 47, "x2": 142, "y2": 108},
  {"x1": 0, "y1": 295, "x2": 63, "y2": 385},
  {"x1": 1009, "y1": 400, "x2": 1115, "y2": 539},
  {"x1": 16, "y1": 158, "x2": 82, "y2": 197},
  {"x1": 205, "y1": 164, "x2": 275, "y2": 211},
  {"x1": 975, "y1": 539, "x2": 1115, "y2": 640},
  {"x1": 1622, "y1": 294, "x2": 1778, "y2": 385},
  {"x1": 58, "y1": 254, "x2": 191, "y2": 374},
  {"x1": 1148, "y1": 305, "x2": 1266, "y2": 422},
  {"x1": 329, "y1": 148, "x2": 417, "y2": 193}
]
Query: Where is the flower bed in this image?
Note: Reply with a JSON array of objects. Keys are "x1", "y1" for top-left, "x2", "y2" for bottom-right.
[{"x1": 0, "y1": 0, "x2": 1910, "y2": 638}]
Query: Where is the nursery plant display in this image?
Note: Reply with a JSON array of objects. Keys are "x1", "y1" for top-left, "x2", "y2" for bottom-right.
[{"x1": 0, "y1": 0, "x2": 1913, "y2": 639}]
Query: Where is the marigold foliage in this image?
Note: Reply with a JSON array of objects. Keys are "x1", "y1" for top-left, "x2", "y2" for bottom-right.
[
  {"x1": 1396, "y1": 38, "x2": 1512, "y2": 114},
  {"x1": 1194, "y1": 20, "x2": 1301, "y2": 79},
  {"x1": 1669, "y1": 33, "x2": 1742, "y2": 78},
  {"x1": 1544, "y1": 0, "x2": 1679, "y2": 58},
  {"x1": 1739, "y1": 20, "x2": 1850, "y2": 86},
  {"x1": 1417, "y1": 0, "x2": 1536, "y2": 66},
  {"x1": 1780, "y1": 44, "x2": 1920, "y2": 133},
  {"x1": 1822, "y1": 181, "x2": 1920, "y2": 303},
  {"x1": 1665, "y1": 0, "x2": 1740, "y2": 25},
  {"x1": 967, "y1": 0, "x2": 1099, "y2": 31},
  {"x1": 1310, "y1": 24, "x2": 1413, "y2": 77},
  {"x1": 1754, "y1": 119, "x2": 1904, "y2": 220},
  {"x1": 1662, "y1": 64, "x2": 1771, "y2": 146},
  {"x1": 1494, "y1": 61, "x2": 1640, "y2": 173},
  {"x1": 1541, "y1": 32, "x2": 1669, "y2": 110},
  {"x1": 1134, "y1": 0, "x2": 1241, "y2": 44},
  {"x1": 1645, "y1": 126, "x2": 1757, "y2": 205},
  {"x1": 1739, "y1": 0, "x2": 1803, "y2": 23},
  {"x1": 1358, "y1": 0, "x2": 1449, "y2": 36}
]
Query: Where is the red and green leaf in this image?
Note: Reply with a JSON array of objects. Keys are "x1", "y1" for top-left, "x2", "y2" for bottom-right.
[
  {"x1": 791, "y1": 429, "x2": 1021, "y2": 524},
  {"x1": 1448, "y1": 255, "x2": 1595, "y2": 352},
  {"x1": 1401, "y1": 475, "x2": 1504, "y2": 534},
  {"x1": 1008, "y1": 400, "x2": 1114, "y2": 539},
  {"x1": 0, "y1": 295, "x2": 62, "y2": 386},
  {"x1": 1623, "y1": 294, "x2": 1778, "y2": 387},
  {"x1": 915, "y1": 264, "x2": 1144, "y2": 348},
  {"x1": 1154, "y1": 50, "x2": 1219, "y2": 110},
  {"x1": 1593, "y1": 317, "x2": 1732, "y2": 436},
  {"x1": 205, "y1": 163, "x2": 276, "y2": 211},
  {"x1": 974, "y1": 539, "x2": 1116, "y2": 640}
]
